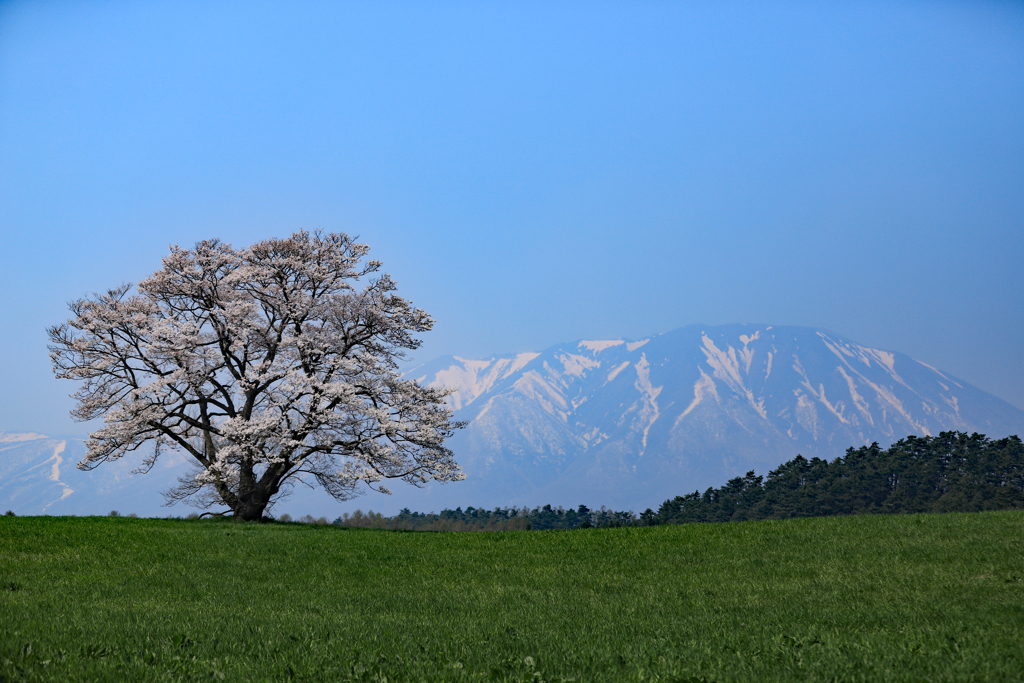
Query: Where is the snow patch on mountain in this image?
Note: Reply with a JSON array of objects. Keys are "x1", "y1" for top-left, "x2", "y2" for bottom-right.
[
  {"x1": 701, "y1": 335, "x2": 766, "y2": 419},
  {"x1": 41, "y1": 441, "x2": 75, "y2": 511},
  {"x1": 941, "y1": 394, "x2": 961, "y2": 418},
  {"x1": 632, "y1": 354, "x2": 663, "y2": 456},
  {"x1": 509, "y1": 352, "x2": 541, "y2": 374},
  {"x1": 837, "y1": 366, "x2": 874, "y2": 425},
  {"x1": 433, "y1": 358, "x2": 497, "y2": 410},
  {"x1": 558, "y1": 353, "x2": 601, "y2": 378},
  {"x1": 0, "y1": 433, "x2": 48, "y2": 443},
  {"x1": 47, "y1": 441, "x2": 66, "y2": 482},
  {"x1": 677, "y1": 369, "x2": 718, "y2": 422},
  {"x1": 914, "y1": 358, "x2": 960, "y2": 386},
  {"x1": 579, "y1": 340, "x2": 623, "y2": 353},
  {"x1": 514, "y1": 370, "x2": 570, "y2": 421},
  {"x1": 795, "y1": 391, "x2": 820, "y2": 438},
  {"x1": 607, "y1": 361, "x2": 630, "y2": 383}
]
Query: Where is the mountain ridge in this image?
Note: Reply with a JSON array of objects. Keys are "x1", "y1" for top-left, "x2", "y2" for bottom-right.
[{"x1": 406, "y1": 324, "x2": 1024, "y2": 510}]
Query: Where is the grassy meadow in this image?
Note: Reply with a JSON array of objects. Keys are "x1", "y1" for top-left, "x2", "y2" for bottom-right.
[{"x1": 1, "y1": 511, "x2": 1022, "y2": 682}]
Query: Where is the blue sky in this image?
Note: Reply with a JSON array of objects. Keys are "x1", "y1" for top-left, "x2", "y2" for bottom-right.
[{"x1": 2, "y1": 0, "x2": 1022, "y2": 436}]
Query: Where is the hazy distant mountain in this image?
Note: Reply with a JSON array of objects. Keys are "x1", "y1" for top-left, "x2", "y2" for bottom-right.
[
  {"x1": 0, "y1": 433, "x2": 193, "y2": 517},
  {"x1": 4, "y1": 324, "x2": 1022, "y2": 516},
  {"x1": 0, "y1": 432, "x2": 338, "y2": 518},
  {"x1": 405, "y1": 324, "x2": 1024, "y2": 511}
]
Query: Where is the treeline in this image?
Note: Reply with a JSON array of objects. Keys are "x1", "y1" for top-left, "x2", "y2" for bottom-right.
[
  {"x1": 333, "y1": 504, "x2": 638, "y2": 531},
  {"x1": 655, "y1": 431, "x2": 1024, "y2": 524},
  {"x1": 328, "y1": 431, "x2": 1022, "y2": 531}
]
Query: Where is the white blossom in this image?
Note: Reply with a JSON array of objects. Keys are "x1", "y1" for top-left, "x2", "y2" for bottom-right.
[{"x1": 48, "y1": 231, "x2": 465, "y2": 520}]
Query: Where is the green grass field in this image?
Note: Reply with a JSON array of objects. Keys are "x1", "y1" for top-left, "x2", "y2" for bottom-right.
[{"x1": 1, "y1": 511, "x2": 1022, "y2": 682}]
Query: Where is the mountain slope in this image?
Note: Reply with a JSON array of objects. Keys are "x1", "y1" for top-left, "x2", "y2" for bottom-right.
[
  {"x1": 407, "y1": 324, "x2": 1024, "y2": 510},
  {"x1": 0, "y1": 433, "x2": 193, "y2": 516}
]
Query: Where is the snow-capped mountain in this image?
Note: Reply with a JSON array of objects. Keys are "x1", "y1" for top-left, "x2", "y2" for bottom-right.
[
  {"x1": 405, "y1": 324, "x2": 1024, "y2": 511},
  {"x1": 4, "y1": 324, "x2": 1022, "y2": 516},
  {"x1": 0, "y1": 432, "x2": 193, "y2": 517}
]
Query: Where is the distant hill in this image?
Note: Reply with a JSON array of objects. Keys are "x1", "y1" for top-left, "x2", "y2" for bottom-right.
[
  {"x1": 4, "y1": 324, "x2": 1022, "y2": 516},
  {"x1": 0, "y1": 433, "x2": 191, "y2": 517}
]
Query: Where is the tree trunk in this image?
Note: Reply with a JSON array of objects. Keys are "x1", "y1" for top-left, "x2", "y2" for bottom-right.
[
  {"x1": 231, "y1": 456, "x2": 269, "y2": 521},
  {"x1": 233, "y1": 500, "x2": 268, "y2": 521},
  {"x1": 233, "y1": 488, "x2": 272, "y2": 521}
]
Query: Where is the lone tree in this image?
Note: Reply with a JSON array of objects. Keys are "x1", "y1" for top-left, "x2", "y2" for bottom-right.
[{"x1": 48, "y1": 231, "x2": 465, "y2": 521}]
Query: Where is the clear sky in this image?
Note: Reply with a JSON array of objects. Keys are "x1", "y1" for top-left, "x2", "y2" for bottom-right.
[{"x1": 2, "y1": 0, "x2": 1023, "y2": 437}]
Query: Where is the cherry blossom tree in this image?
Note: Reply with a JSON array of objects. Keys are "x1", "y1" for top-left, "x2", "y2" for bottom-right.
[{"x1": 48, "y1": 231, "x2": 465, "y2": 521}]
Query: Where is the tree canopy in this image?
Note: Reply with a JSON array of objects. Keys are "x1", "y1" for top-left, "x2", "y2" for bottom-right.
[
  {"x1": 49, "y1": 231, "x2": 464, "y2": 520},
  {"x1": 653, "y1": 431, "x2": 1024, "y2": 525}
]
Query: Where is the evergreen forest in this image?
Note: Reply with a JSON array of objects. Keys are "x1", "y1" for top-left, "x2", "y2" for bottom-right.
[{"x1": 331, "y1": 431, "x2": 1024, "y2": 531}]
